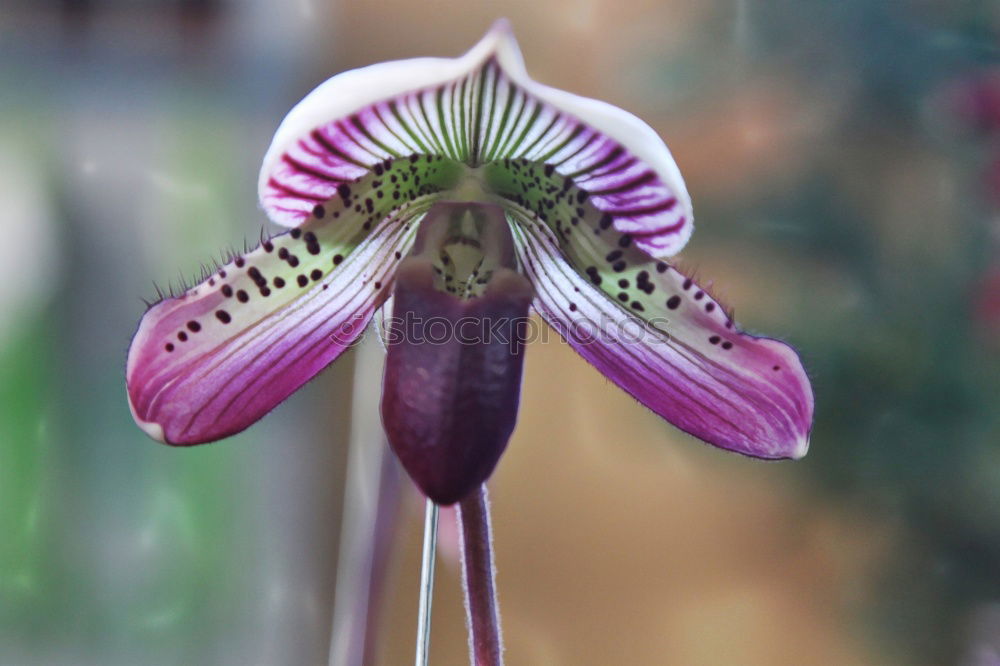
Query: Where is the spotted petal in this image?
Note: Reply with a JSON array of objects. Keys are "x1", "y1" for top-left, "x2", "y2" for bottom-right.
[
  {"x1": 506, "y1": 196, "x2": 813, "y2": 459},
  {"x1": 258, "y1": 19, "x2": 692, "y2": 257},
  {"x1": 126, "y1": 172, "x2": 435, "y2": 445}
]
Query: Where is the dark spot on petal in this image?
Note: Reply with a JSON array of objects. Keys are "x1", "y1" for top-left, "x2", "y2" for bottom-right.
[
  {"x1": 216, "y1": 310, "x2": 231, "y2": 323},
  {"x1": 297, "y1": 274, "x2": 308, "y2": 287},
  {"x1": 186, "y1": 321, "x2": 201, "y2": 332},
  {"x1": 656, "y1": 262, "x2": 668, "y2": 273},
  {"x1": 260, "y1": 287, "x2": 271, "y2": 297},
  {"x1": 709, "y1": 335, "x2": 720, "y2": 344},
  {"x1": 234, "y1": 256, "x2": 245, "y2": 268},
  {"x1": 585, "y1": 266, "x2": 602, "y2": 286},
  {"x1": 612, "y1": 260, "x2": 626, "y2": 272},
  {"x1": 705, "y1": 302, "x2": 715, "y2": 312},
  {"x1": 617, "y1": 292, "x2": 628, "y2": 302},
  {"x1": 618, "y1": 279, "x2": 629, "y2": 288},
  {"x1": 694, "y1": 290, "x2": 704, "y2": 300},
  {"x1": 177, "y1": 331, "x2": 188, "y2": 342},
  {"x1": 333, "y1": 254, "x2": 344, "y2": 265},
  {"x1": 666, "y1": 295, "x2": 681, "y2": 309},
  {"x1": 722, "y1": 341, "x2": 733, "y2": 350},
  {"x1": 273, "y1": 277, "x2": 285, "y2": 288},
  {"x1": 618, "y1": 235, "x2": 632, "y2": 248},
  {"x1": 773, "y1": 365, "x2": 781, "y2": 371},
  {"x1": 374, "y1": 281, "x2": 382, "y2": 290},
  {"x1": 248, "y1": 266, "x2": 267, "y2": 287},
  {"x1": 683, "y1": 278, "x2": 693, "y2": 290},
  {"x1": 569, "y1": 303, "x2": 577, "y2": 312},
  {"x1": 165, "y1": 343, "x2": 174, "y2": 352},
  {"x1": 237, "y1": 290, "x2": 249, "y2": 303},
  {"x1": 278, "y1": 247, "x2": 289, "y2": 259},
  {"x1": 290, "y1": 228, "x2": 302, "y2": 239},
  {"x1": 605, "y1": 250, "x2": 622, "y2": 262},
  {"x1": 222, "y1": 285, "x2": 233, "y2": 297},
  {"x1": 313, "y1": 204, "x2": 325, "y2": 218},
  {"x1": 337, "y1": 183, "x2": 351, "y2": 199},
  {"x1": 310, "y1": 269, "x2": 322, "y2": 281}
]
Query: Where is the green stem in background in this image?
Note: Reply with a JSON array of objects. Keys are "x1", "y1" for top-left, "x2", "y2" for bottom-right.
[
  {"x1": 458, "y1": 484, "x2": 503, "y2": 666},
  {"x1": 414, "y1": 499, "x2": 440, "y2": 666}
]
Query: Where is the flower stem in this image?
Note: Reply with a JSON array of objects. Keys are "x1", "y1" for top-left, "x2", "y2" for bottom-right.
[
  {"x1": 415, "y1": 499, "x2": 439, "y2": 666},
  {"x1": 457, "y1": 484, "x2": 503, "y2": 666}
]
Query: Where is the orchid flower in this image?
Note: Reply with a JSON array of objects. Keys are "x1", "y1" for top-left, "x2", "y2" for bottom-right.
[
  {"x1": 126, "y1": 20, "x2": 813, "y2": 662},
  {"x1": 126, "y1": 21, "x2": 812, "y2": 461}
]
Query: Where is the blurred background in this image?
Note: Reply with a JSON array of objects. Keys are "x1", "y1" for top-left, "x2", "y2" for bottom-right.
[{"x1": 2, "y1": 1, "x2": 999, "y2": 664}]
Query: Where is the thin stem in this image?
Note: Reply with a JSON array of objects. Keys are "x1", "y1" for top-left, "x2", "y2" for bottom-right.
[
  {"x1": 415, "y1": 499, "x2": 439, "y2": 666},
  {"x1": 457, "y1": 484, "x2": 503, "y2": 666}
]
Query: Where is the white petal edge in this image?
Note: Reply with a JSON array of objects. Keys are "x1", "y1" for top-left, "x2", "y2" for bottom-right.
[{"x1": 127, "y1": 390, "x2": 166, "y2": 443}]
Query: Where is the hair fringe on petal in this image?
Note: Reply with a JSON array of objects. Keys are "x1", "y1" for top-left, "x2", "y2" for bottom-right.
[
  {"x1": 670, "y1": 258, "x2": 737, "y2": 324},
  {"x1": 141, "y1": 227, "x2": 285, "y2": 308}
]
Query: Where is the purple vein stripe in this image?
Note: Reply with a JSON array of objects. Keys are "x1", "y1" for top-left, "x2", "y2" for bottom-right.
[
  {"x1": 267, "y1": 177, "x2": 327, "y2": 202},
  {"x1": 281, "y1": 154, "x2": 346, "y2": 183}
]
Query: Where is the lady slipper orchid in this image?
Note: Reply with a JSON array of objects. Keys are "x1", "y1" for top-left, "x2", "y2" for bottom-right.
[{"x1": 126, "y1": 20, "x2": 813, "y2": 488}]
